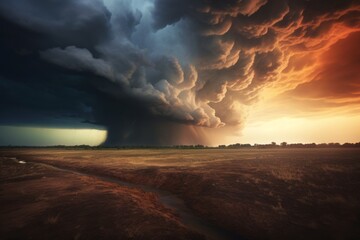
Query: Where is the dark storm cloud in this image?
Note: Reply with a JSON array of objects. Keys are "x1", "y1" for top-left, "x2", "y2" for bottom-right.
[
  {"x1": 0, "y1": 0, "x2": 359, "y2": 145},
  {"x1": 0, "y1": 0, "x2": 111, "y2": 48}
]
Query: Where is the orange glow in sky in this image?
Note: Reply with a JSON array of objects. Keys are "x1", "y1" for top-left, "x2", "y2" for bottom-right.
[{"x1": 233, "y1": 32, "x2": 360, "y2": 145}]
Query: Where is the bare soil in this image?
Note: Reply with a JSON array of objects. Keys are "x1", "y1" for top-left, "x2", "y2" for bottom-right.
[{"x1": 0, "y1": 154, "x2": 202, "y2": 240}]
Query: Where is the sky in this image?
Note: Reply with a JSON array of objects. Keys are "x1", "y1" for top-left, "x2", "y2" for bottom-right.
[{"x1": 0, "y1": 0, "x2": 359, "y2": 146}]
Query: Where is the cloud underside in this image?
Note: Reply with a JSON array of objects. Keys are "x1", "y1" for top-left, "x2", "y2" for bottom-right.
[{"x1": 0, "y1": 0, "x2": 359, "y2": 145}]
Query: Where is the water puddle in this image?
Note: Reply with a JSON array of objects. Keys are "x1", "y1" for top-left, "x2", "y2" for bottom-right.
[{"x1": 3, "y1": 156, "x2": 26, "y2": 164}]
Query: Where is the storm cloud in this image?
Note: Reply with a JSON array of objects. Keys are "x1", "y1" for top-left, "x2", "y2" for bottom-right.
[{"x1": 0, "y1": 0, "x2": 359, "y2": 145}]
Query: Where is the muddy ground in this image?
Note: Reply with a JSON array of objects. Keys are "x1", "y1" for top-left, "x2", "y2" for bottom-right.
[{"x1": 1, "y1": 148, "x2": 360, "y2": 239}]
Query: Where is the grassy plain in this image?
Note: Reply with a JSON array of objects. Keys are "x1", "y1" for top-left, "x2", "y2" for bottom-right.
[{"x1": 1, "y1": 148, "x2": 360, "y2": 239}]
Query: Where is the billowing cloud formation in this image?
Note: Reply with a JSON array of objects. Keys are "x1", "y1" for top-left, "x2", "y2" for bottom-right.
[
  {"x1": 0, "y1": 0, "x2": 359, "y2": 145},
  {"x1": 271, "y1": 32, "x2": 360, "y2": 116}
]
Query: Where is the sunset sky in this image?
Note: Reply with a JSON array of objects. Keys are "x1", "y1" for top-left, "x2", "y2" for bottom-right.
[{"x1": 0, "y1": 0, "x2": 359, "y2": 146}]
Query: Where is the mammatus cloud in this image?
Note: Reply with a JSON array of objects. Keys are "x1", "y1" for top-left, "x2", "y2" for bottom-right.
[
  {"x1": 0, "y1": 0, "x2": 359, "y2": 145},
  {"x1": 271, "y1": 32, "x2": 360, "y2": 116}
]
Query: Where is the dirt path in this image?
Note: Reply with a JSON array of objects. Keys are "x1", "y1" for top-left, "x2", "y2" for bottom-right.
[{"x1": 8, "y1": 156, "x2": 244, "y2": 240}]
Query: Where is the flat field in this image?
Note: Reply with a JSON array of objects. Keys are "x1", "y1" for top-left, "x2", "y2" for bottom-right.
[{"x1": 1, "y1": 148, "x2": 360, "y2": 239}]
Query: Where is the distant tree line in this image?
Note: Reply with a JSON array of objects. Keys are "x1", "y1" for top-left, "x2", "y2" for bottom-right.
[
  {"x1": 1, "y1": 142, "x2": 360, "y2": 149},
  {"x1": 219, "y1": 142, "x2": 360, "y2": 149},
  {"x1": 0, "y1": 144, "x2": 208, "y2": 150}
]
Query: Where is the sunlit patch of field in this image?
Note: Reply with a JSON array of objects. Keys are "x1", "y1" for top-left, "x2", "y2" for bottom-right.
[{"x1": 1, "y1": 148, "x2": 360, "y2": 240}]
